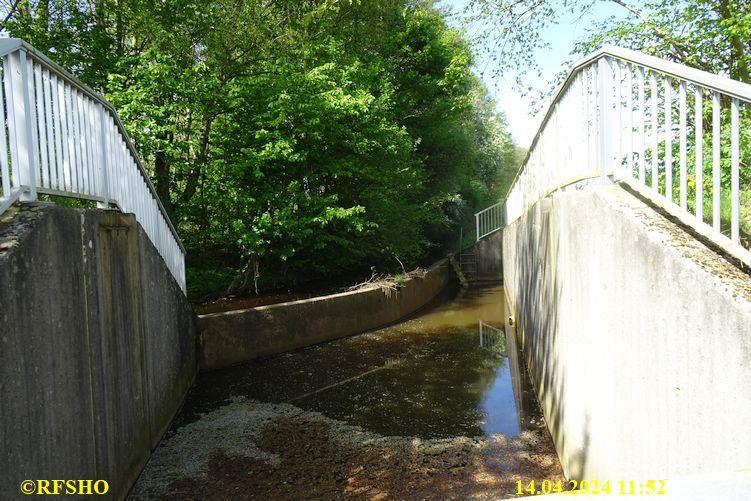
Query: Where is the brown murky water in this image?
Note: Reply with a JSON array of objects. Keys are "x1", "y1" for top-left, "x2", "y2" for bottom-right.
[{"x1": 130, "y1": 285, "x2": 564, "y2": 500}]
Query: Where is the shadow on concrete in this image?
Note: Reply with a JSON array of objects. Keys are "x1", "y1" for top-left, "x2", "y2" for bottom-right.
[{"x1": 507, "y1": 197, "x2": 590, "y2": 480}]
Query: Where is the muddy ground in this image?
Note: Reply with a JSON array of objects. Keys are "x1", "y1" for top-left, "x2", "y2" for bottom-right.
[
  {"x1": 131, "y1": 287, "x2": 565, "y2": 499},
  {"x1": 129, "y1": 398, "x2": 564, "y2": 500}
]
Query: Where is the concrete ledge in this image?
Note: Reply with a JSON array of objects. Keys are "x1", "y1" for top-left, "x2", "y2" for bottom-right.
[{"x1": 198, "y1": 259, "x2": 451, "y2": 370}]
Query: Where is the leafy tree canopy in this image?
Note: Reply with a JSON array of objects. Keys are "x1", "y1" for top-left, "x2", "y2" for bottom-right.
[{"x1": 1, "y1": 0, "x2": 519, "y2": 297}]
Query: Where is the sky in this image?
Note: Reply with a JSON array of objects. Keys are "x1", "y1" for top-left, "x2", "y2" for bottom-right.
[{"x1": 438, "y1": 0, "x2": 632, "y2": 148}]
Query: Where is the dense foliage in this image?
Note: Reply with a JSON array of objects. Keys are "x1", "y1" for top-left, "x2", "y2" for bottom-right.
[{"x1": 1, "y1": 0, "x2": 519, "y2": 296}]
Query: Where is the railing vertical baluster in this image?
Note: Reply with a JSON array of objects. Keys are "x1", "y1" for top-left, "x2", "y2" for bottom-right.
[
  {"x1": 598, "y1": 57, "x2": 615, "y2": 178},
  {"x1": 43, "y1": 68, "x2": 57, "y2": 190},
  {"x1": 679, "y1": 81, "x2": 688, "y2": 211},
  {"x1": 731, "y1": 98, "x2": 740, "y2": 245},
  {"x1": 553, "y1": 101, "x2": 559, "y2": 180},
  {"x1": 627, "y1": 63, "x2": 634, "y2": 177},
  {"x1": 615, "y1": 60, "x2": 622, "y2": 169},
  {"x1": 85, "y1": 97, "x2": 94, "y2": 195},
  {"x1": 637, "y1": 66, "x2": 646, "y2": 183},
  {"x1": 53, "y1": 76, "x2": 66, "y2": 191},
  {"x1": 83, "y1": 95, "x2": 93, "y2": 195},
  {"x1": 0, "y1": 61, "x2": 10, "y2": 199},
  {"x1": 712, "y1": 91, "x2": 721, "y2": 231},
  {"x1": 664, "y1": 77, "x2": 673, "y2": 203},
  {"x1": 75, "y1": 91, "x2": 88, "y2": 195},
  {"x1": 33, "y1": 62, "x2": 49, "y2": 190},
  {"x1": 69, "y1": 88, "x2": 81, "y2": 193},
  {"x1": 21, "y1": 50, "x2": 38, "y2": 199},
  {"x1": 695, "y1": 87, "x2": 704, "y2": 223},
  {"x1": 97, "y1": 108, "x2": 107, "y2": 207},
  {"x1": 112, "y1": 118, "x2": 120, "y2": 206},
  {"x1": 476, "y1": 208, "x2": 480, "y2": 241},
  {"x1": 596, "y1": 61, "x2": 602, "y2": 174},
  {"x1": 85, "y1": 98, "x2": 96, "y2": 195},
  {"x1": 105, "y1": 113, "x2": 115, "y2": 207},
  {"x1": 5, "y1": 52, "x2": 25, "y2": 194},
  {"x1": 585, "y1": 67, "x2": 592, "y2": 170},
  {"x1": 59, "y1": 79, "x2": 71, "y2": 191},
  {"x1": 120, "y1": 145, "x2": 127, "y2": 208},
  {"x1": 650, "y1": 70, "x2": 658, "y2": 191}
]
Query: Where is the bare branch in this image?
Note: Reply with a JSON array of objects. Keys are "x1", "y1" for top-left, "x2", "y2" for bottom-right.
[
  {"x1": 1, "y1": 0, "x2": 21, "y2": 30},
  {"x1": 606, "y1": 0, "x2": 691, "y2": 62}
]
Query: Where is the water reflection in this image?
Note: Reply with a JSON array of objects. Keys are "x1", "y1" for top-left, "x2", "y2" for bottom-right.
[
  {"x1": 308, "y1": 286, "x2": 546, "y2": 438},
  {"x1": 178, "y1": 285, "x2": 546, "y2": 440}
]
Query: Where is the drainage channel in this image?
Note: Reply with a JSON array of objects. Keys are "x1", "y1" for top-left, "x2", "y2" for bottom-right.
[{"x1": 130, "y1": 285, "x2": 564, "y2": 500}]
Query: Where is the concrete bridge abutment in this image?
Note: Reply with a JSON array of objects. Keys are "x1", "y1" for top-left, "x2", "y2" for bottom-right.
[
  {"x1": 503, "y1": 184, "x2": 751, "y2": 481},
  {"x1": 0, "y1": 203, "x2": 196, "y2": 499}
]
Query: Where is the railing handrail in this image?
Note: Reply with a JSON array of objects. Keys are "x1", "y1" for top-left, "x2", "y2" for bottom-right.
[
  {"x1": 505, "y1": 44, "x2": 751, "y2": 269},
  {"x1": 475, "y1": 201, "x2": 503, "y2": 216},
  {"x1": 0, "y1": 38, "x2": 184, "y2": 254},
  {"x1": 0, "y1": 38, "x2": 186, "y2": 291},
  {"x1": 505, "y1": 45, "x2": 751, "y2": 203},
  {"x1": 475, "y1": 201, "x2": 505, "y2": 241}
]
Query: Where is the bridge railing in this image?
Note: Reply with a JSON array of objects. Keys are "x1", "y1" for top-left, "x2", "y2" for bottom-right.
[
  {"x1": 0, "y1": 39, "x2": 185, "y2": 292},
  {"x1": 506, "y1": 45, "x2": 751, "y2": 268},
  {"x1": 475, "y1": 201, "x2": 505, "y2": 241}
]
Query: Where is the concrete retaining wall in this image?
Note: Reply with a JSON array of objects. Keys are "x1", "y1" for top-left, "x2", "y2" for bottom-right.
[
  {"x1": 472, "y1": 229, "x2": 503, "y2": 282},
  {"x1": 198, "y1": 260, "x2": 451, "y2": 369},
  {"x1": 0, "y1": 204, "x2": 196, "y2": 500},
  {"x1": 503, "y1": 184, "x2": 751, "y2": 481}
]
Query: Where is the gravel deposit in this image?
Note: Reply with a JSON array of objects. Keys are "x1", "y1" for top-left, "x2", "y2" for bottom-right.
[{"x1": 130, "y1": 397, "x2": 564, "y2": 500}]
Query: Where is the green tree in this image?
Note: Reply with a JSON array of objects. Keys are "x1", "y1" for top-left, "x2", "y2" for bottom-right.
[{"x1": 1, "y1": 0, "x2": 518, "y2": 296}]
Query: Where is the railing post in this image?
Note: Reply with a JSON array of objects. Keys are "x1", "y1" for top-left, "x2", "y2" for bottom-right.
[
  {"x1": 598, "y1": 56, "x2": 616, "y2": 182},
  {"x1": 5, "y1": 49, "x2": 38, "y2": 200},
  {"x1": 19, "y1": 49, "x2": 37, "y2": 199},
  {"x1": 476, "y1": 212, "x2": 480, "y2": 242},
  {"x1": 98, "y1": 107, "x2": 110, "y2": 208}
]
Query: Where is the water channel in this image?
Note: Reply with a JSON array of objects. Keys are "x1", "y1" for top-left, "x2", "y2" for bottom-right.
[{"x1": 131, "y1": 285, "x2": 564, "y2": 500}]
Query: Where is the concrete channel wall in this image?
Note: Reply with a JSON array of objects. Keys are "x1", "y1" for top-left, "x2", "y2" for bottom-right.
[
  {"x1": 503, "y1": 184, "x2": 751, "y2": 481},
  {"x1": 198, "y1": 260, "x2": 451, "y2": 369},
  {"x1": 0, "y1": 204, "x2": 196, "y2": 500},
  {"x1": 472, "y1": 229, "x2": 503, "y2": 282}
]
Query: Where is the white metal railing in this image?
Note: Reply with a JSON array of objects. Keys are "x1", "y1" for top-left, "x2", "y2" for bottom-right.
[
  {"x1": 0, "y1": 39, "x2": 185, "y2": 292},
  {"x1": 505, "y1": 46, "x2": 751, "y2": 268},
  {"x1": 475, "y1": 201, "x2": 505, "y2": 241}
]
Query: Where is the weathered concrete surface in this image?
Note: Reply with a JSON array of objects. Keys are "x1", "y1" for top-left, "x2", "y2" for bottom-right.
[
  {"x1": 0, "y1": 203, "x2": 195, "y2": 500},
  {"x1": 503, "y1": 184, "x2": 751, "y2": 481},
  {"x1": 472, "y1": 229, "x2": 503, "y2": 282},
  {"x1": 198, "y1": 260, "x2": 451, "y2": 370}
]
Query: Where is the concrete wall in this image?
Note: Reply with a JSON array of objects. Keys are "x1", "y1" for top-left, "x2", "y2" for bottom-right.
[
  {"x1": 199, "y1": 260, "x2": 451, "y2": 369},
  {"x1": 503, "y1": 185, "x2": 751, "y2": 481},
  {"x1": 0, "y1": 203, "x2": 196, "y2": 500},
  {"x1": 472, "y1": 229, "x2": 503, "y2": 282}
]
